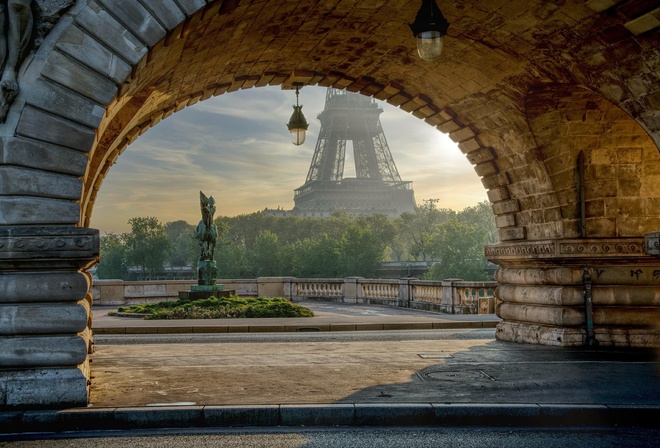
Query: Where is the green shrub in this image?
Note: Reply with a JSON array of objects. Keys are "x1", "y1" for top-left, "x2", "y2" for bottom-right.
[{"x1": 111, "y1": 296, "x2": 313, "y2": 320}]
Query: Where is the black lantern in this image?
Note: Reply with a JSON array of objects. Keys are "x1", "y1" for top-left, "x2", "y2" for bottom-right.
[
  {"x1": 409, "y1": 0, "x2": 450, "y2": 61},
  {"x1": 287, "y1": 84, "x2": 309, "y2": 146}
]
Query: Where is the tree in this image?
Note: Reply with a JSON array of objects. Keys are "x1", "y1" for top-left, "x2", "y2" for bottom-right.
[
  {"x1": 164, "y1": 220, "x2": 196, "y2": 266},
  {"x1": 96, "y1": 233, "x2": 128, "y2": 279},
  {"x1": 338, "y1": 225, "x2": 383, "y2": 277},
  {"x1": 125, "y1": 217, "x2": 172, "y2": 278},
  {"x1": 424, "y1": 202, "x2": 498, "y2": 281}
]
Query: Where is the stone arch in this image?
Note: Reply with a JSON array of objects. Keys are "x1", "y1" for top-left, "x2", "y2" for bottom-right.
[
  {"x1": 1, "y1": 0, "x2": 659, "y2": 408},
  {"x1": 526, "y1": 84, "x2": 660, "y2": 239}
]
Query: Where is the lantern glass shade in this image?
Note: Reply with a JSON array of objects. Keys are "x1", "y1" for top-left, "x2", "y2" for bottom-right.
[
  {"x1": 287, "y1": 104, "x2": 308, "y2": 146},
  {"x1": 416, "y1": 30, "x2": 444, "y2": 61},
  {"x1": 290, "y1": 127, "x2": 306, "y2": 146}
]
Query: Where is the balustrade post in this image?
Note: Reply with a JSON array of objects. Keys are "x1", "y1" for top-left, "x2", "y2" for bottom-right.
[
  {"x1": 398, "y1": 279, "x2": 411, "y2": 308},
  {"x1": 343, "y1": 277, "x2": 360, "y2": 303},
  {"x1": 441, "y1": 278, "x2": 463, "y2": 314}
]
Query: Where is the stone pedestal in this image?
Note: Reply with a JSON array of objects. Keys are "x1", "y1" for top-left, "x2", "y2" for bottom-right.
[
  {"x1": 178, "y1": 284, "x2": 234, "y2": 300},
  {"x1": 0, "y1": 226, "x2": 99, "y2": 408},
  {"x1": 486, "y1": 238, "x2": 660, "y2": 347}
]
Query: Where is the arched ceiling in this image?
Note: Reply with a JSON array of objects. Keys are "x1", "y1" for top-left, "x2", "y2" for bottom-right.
[{"x1": 40, "y1": 0, "x2": 657, "y2": 240}]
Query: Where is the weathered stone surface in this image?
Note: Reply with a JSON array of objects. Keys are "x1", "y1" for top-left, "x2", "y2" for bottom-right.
[
  {"x1": 0, "y1": 367, "x2": 88, "y2": 407},
  {"x1": 0, "y1": 226, "x2": 99, "y2": 270},
  {"x1": 75, "y1": 1, "x2": 147, "y2": 65},
  {"x1": 497, "y1": 303, "x2": 585, "y2": 326},
  {"x1": 0, "y1": 272, "x2": 89, "y2": 303},
  {"x1": 495, "y1": 267, "x2": 583, "y2": 286},
  {"x1": 496, "y1": 285, "x2": 583, "y2": 306},
  {"x1": 139, "y1": 0, "x2": 186, "y2": 31},
  {"x1": 0, "y1": 301, "x2": 88, "y2": 335},
  {"x1": 0, "y1": 166, "x2": 82, "y2": 200},
  {"x1": 0, "y1": 335, "x2": 87, "y2": 368},
  {"x1": 0, "y1": 138, "x2": 89, "y2": 176},
  {"x1": 42, "y1": 50, "x2": 118, "y2": 105},
  {"x1": 96, "y1": 0, "x2": 166, "y2": 47},
  {"x1": 0, "y1": 198, "x2": 80, "y2": 226},
  {"x1": 174, "y1": 0, "x2": 206, "y2": 16},
  {"x1": 27, "y1": 78, "x2": 106, "y2": 129},
  {"x1": 56, "y1": 24, "x2": 132, "y2": 85},
  {"x1": 16, "y1": 106, "x2": 95, "y2": 152}
]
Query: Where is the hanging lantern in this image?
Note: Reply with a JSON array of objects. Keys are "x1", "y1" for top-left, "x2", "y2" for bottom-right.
[
  {"x1": 287, "y1": 85, "x2": 309, "y2": 146},
  {"x1": 409, "y1": 0, "x2": 450, "y2": 61}
]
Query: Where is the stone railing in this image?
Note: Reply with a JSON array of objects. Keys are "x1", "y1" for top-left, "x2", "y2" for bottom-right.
[{"x1": 92, "y1": 277, "x2": 497, "y2": 314}]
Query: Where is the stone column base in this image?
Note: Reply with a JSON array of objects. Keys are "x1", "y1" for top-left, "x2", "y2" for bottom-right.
[
  {"x1": 0, "y1": 226, "x2": 98, "y2": 409},
  {"x1": 0, "y1": 364, "x2": 89, "y2": 408},
  {"x1": 496, "y1": 321, "x2": 660, "y2": 347},
  {"x1": 486, "y1": 238, "x2": 660, "y2": 348}
]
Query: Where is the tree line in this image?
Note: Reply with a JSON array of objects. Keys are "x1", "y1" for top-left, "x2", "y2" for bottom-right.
[{"x1": 96, "y1": 200, "x2": 498, "y2": 281}]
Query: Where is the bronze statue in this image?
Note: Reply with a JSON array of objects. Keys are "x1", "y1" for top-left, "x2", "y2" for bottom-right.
[
  {"x1": 0, "y1": 0, "x2": 33, "y2": 119},
  {"x1": 194, "y1": 191, "x2": 219, "y2": 287},
  {"x1": 195, "y1": 191, "x2": 218, "y2": 261}
]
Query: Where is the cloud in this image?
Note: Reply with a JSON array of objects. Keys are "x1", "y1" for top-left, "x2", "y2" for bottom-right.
[{"x1": 91, "y1": 86, "x2": 487, "y2": 233}]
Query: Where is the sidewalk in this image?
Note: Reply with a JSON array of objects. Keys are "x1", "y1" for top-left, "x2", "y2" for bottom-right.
[{"x1": 2, "y1": 302, "x2": 659, "y2": 434}]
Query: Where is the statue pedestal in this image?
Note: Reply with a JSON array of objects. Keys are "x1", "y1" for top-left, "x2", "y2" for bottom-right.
[{"x1": 179, "y1": 284, "x2": 235, "y2": 300}]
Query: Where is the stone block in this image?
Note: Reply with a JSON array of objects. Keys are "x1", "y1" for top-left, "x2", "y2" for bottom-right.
[
  {"x1": 474, "y1": 161, "x2": 498, "y2": 177},
  {"x1": 76, "y1": 1, "x2": 147, "y2": 65},
  {"x1": 496, "y1": 321, "x2": 586, "y2": 346},
  {"x1": 0, "y1": 272, "x2": 89, "y2": 303},
  {"x1": 204, "y1": 405, "x2": 279, "y2": 427},
  {"x1": 354, "y1": 403, "x2": 434, "y2": 426},
  {"x1": 593, "y1": 306, "x2": 660, "y2": 326},
  {"x1": 43, "y1": 50, "x2": 118, "y2": 105},
  {"x1": 0, "y1": 166, "x2": 82, "y2": 200},
  {"x1": 498, "y1": 303, "x2": 585, "y2": 326},
  {"x1": 113, "y1": 407, "x2": 204, "y2": 429},
  {"x1": 466, "y1": 147, "x2": 496, "y2": 165},
  {"x1": 487, "y1": 186, "x2": 511, "y2": 203},
  {"x1": 27, "y1": 78, "x2": 105, "y2": 129},
  {"x1": 592, "y1": 285, "x2": 660, "y2": 306},
  {"x1": 496, "y1": 285, "x2": 583, "y2": 306},
  {"x1": 280, "y1": 404, "x2": 355, "y2": 426},
  {"x1": 0, "y1": 367, "x2": 88, "y2": 407},
  {"x1": 0, "y1": 197, "x2": 79, "y2": 225},
  {"x1": 495, "y1": 267, "x2": 583, "y2": 286},
  {"x1": 96, "y1": 0, "x2": 166, "y2": 46},
  {"x1": 16, "y1": 106, "x2": 95, "y2": 152},
  {"x1": 0, "y1": 137, "x2": 89, "y2": 176},
  {"x1": 498, "y1": 226, "x2": 527, "y2": 241},
  {"x1": 56, "y1": 25, "x2": 132, "y2": 84},
  {"x1": 0, "y1": 335, "x2": 87, "y2": 368},
  {"x1": 0, "y1": 226, "x2": 99, "y2": 269},
  {"x1": 492, "y1": 199, "x2": 520, "y2": 215},
  {"x1": 0, "y1": 301, "x2": 89, "y2": 335},
  {"x1": 136, "y1": 0, "x2": 186, "y2": 30},
  {"x1": 176, "y1": 0, "x2": 206, "y2": 16},
  {"x1": 495, "y1": 214, "x2": 516, "y2": 228}
]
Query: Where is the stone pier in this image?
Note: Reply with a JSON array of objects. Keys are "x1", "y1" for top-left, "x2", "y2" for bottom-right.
[
  {"x1": 487, "y1": 238, "x2": 660, "y2": 347},
  {"x1": 0, "y1": 227, "x2": 98, "y2": 407}
]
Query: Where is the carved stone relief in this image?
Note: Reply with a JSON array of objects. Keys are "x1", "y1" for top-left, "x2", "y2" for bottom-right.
[{"x1": 0, "y1": 0, "x2": 74, "y2": 122}]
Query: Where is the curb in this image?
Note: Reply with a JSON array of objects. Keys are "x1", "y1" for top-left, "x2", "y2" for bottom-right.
[
  {"x1": 2, "y1": 403, "x2": 658, "y2": 434},
  {"x1": 92, "y1": 321, "x2": 499, "y2": 335}
]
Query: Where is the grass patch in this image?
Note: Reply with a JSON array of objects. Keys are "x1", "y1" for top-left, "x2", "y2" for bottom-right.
[{"x1": 109, "y1": 296, "x2": 314, "y2": 320}]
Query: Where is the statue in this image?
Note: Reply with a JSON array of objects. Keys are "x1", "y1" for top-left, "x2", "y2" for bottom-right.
[
  {"x1": 0, "y1": 0, "x2": 74, "y2": 122},
  {"x1": 195, "y1": 191, "x2": 218, "y2": 286},
  {"x1": 0, "y1": 0, "x2": 33, "y2": 119}
]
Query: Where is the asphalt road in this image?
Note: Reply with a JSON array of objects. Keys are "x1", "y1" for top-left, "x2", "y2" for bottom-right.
[{"x1": 2, "y1": 427, "x2": 659, "y2": 447}]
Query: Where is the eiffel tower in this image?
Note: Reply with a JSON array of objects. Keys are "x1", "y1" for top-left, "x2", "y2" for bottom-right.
[{"x1": 292, "y1": 88, "x2": 416, "y2": 217}]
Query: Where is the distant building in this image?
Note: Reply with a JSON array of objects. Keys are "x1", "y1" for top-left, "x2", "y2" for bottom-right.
[{"x1": 265, "y1": 88, "x2": 416, "y2": 218}]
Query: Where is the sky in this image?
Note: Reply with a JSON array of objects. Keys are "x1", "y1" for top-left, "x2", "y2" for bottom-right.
[{"x1": 90, "y1": 86, "x2": 488, "y2": 234}]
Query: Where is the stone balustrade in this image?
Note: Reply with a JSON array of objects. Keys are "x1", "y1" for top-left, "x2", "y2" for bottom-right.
[{"x1": 92, "y1": 277, "x2": 497, "y2": 315}]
